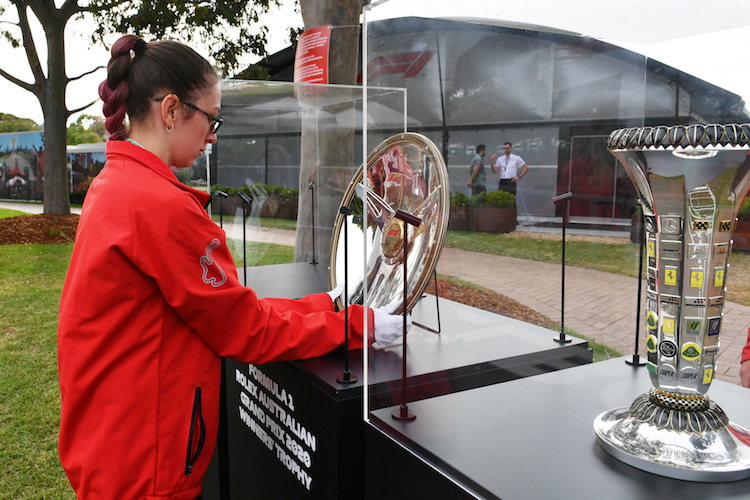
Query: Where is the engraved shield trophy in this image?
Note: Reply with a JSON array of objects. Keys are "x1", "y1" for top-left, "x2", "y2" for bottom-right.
[
  {"x1": 328, "y1": 133, "x2": 449, "y2": 313},
  {"x1": 594, "y1": 124, "x2": 750, "y2": 481}
]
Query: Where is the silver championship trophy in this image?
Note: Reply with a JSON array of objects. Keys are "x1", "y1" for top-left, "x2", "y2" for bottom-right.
[{"x1": 594, "y1": 124, "x2": 750, "y2": 482}]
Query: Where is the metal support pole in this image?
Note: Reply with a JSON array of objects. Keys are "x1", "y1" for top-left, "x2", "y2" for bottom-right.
[
  {"x1": 552, "y1": 192, "x2": 573, "y2": 344},
  {"x1": 238, "y1": 191, "x2": 252, "y2": 286},
  {"x1": 214, "y1": 190, "x2": 228, "y2": 228},
  {"x1": 627, "y1": 200, "x2": 647, "y2": 367},
  {"x1": 309, "y1": 182, "x2": 318, "y2": 265},
  {"x1": 392, "y1": 209, "x2": 421, "y2": 422},
  {"x1": 337, "y1": 206, "x2": 356, "y2": 385}
]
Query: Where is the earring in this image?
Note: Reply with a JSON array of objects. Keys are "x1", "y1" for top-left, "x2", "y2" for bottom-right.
[{"x1": 166, "y1": 123, "x2": 174, "y2": 132}]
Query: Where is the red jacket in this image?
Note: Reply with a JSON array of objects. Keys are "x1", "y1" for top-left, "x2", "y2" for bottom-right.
[
  {"x1": 58, "y1": 141, "x2": 371, "y2": 499},
  {"x1": 743, "y1": 328, "x2": 750, "y2": 363}
]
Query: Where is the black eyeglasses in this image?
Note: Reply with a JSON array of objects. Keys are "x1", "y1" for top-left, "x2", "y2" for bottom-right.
[{"x1": 154, "y1": 95, "x2": 223, "y2": 134}]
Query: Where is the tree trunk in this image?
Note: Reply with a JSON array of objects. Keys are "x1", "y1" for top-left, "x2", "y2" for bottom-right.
[
  {"x1": 41, "y1": 20, "x2": 71, "y2": 215},
  {"x1": 295, "y1": 0, "x2": 366, "y2": 265}
]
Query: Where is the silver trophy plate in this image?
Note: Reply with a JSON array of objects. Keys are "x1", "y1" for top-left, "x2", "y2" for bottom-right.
[{"x1": 328, "y1": 133, "x2": 449, "y2": 312}]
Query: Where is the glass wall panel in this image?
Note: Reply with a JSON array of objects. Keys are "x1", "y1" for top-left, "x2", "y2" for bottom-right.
[
  {"x1": 362, "y1": 14, "x2": 656, "y2": 226},
  {"x1": 362, "y1": 3, "x2": 750, "y2": 491},
  {"x1": 216, "y1": 81, "x2": 405, "y2": 265}
]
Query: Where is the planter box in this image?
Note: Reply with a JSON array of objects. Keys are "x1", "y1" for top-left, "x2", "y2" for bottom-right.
[
  {"x1": 448, "y1": 206, "x2": 472, "y2": 231},
  {"x1": 734, "y1": 220, "x2": 750, "y2": 252},
  {"x1": 472, "y1": 207, "x2": 516, "y2": 233},
  {"x1": 449, "y1": 206, "x2": 516, "y2": 233},
  {"x1": 259, "y1": 199, "x2": 298, "y2": 220},
  {"x1": 214, "y1": 195, "x2": 244, "y2": 216}
]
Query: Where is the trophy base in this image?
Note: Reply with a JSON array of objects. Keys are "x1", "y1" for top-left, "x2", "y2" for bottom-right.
[{"x1": 594, "y1": 392, "x2": 750, "y2": 482}]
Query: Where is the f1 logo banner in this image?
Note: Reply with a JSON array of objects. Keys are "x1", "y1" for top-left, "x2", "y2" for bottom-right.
[
  {"x1": 359, "y1": 50, "x2": 437, "y2": 83},
  {"x1": 293, "y1": 25, "x2": 332, "y2": 85}
]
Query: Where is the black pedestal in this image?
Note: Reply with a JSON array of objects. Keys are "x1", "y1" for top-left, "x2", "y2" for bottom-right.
[
  {"x1": 204, "y1": 263, "x2": 592, "y2": 499},
  {"x1": 367, "y1": 358, "x2": 750, "y2": 499}
]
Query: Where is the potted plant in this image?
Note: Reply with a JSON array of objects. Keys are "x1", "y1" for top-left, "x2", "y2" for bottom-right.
[
  {"x1": 210, "y1": 184, "x2": 244, "y2": 216},
  {"x1": 734, "y1": 195, "x2": 750, "y2": 252},
  {"x1": 209, "y1": 183, "x2": 300, "y2": 220},
  {"x1": 253, "y1": 183, "x2": 299, "y2": 220},
  {"x1": 449, "y1": 191, "x2": 472, "y2": 231},
  {"x1": 468, "y1": 190, "x2": 517, "y2": 233}
]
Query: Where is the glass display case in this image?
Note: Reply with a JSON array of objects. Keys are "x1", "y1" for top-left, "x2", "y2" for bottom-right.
[
  {"x1": 206, "y1": 4, "x2": 750, "y2": 498},
  {"x1": 214, "y1": 80, "x2": 407, "y2": 268},
  {"x1": 361, "y1": 1, "x2": 750, "y2": 498}
]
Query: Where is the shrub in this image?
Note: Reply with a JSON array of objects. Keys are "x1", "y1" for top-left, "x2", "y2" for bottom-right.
[
  {"x1": 467, "y1": 190, "x2": 516, "y2": 209},
  {"x1": 450, "y1": 191, "x2": 471, "y2": 207},
  {"x1": 211, "y1": 183, "x2": 299, "y2": 202}
]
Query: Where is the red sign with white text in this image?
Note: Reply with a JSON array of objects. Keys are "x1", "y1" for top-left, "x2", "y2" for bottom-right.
[{"x1": 293, "y1": 25, "x2": 332, "y2": 84}]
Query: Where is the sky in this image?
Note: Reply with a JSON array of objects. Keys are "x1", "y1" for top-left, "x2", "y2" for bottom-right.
[{"x1": 1, "y1": 0, "x2": 749, "y2": 126}]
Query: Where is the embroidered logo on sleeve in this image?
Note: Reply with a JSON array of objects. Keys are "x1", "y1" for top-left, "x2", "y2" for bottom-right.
[{"x1": 200, "y1": 238, "x2": 227, "y2": 287}]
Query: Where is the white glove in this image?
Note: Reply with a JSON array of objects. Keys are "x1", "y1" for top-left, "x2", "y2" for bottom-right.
[
  {"x1": 327, "y1": 282, "x2": 344, "y2": 303},
  {"x1": 373, "y1": 300, "x2": 411, "y2": 345}
]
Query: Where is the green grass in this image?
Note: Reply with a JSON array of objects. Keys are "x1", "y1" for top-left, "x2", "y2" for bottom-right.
[
  {"x1": 446, "y1": 230, "x2": 643, "y2": 277},
  {"x1": 226, "y1": 238, "x2": 295, "y2": 267},
  {"x1": 210, "y1": 214, "x2": 298, "y2": 232},
  {"x1": 0, "y1": 236, "x2": 293, "y2": 498},
  {"x1": 0, "y1": 244, "x2": 76, "y2": 499},
  {"x1": 0, "y1": 208, "x2": 30, "y2": 218}
]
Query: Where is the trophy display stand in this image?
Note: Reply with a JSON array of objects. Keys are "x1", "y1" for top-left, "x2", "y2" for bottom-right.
[
  {"x1": 594, "y1": 124, "x2": 750, "y2": 482},
  {"x1": 336, "y1": 206, "x2": 356, "y2": 385},
  {"x1": 626, "y1": 199, "x2": 648, "y2": 367},
  {"x1": 238, "y1": 191, "x2": 252, "y2": 286},
  {"x1": 391, "y1": 209, "x2": 422, "y2": 422},
  {"x1": 552, "y1": 191, "x2": 573, "y2": 344}
]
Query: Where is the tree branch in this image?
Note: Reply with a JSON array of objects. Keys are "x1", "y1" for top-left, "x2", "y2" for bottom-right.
[
  {"x1": 67, "y1": 99, "x2": 99, "y2": 117},
  {"x1": 68, "y1": 65, "x2": 105, "y2": 83},
  {"x1": 0, "y1": 65, "x2": 34, "y2": 93},
  {"x1": 12, "y1": 0, "x2": 45, "y2": 89},
  {"x1": 80, "y1": 0, "x2": 130, "y2": 15},
  {"x1": 60, "y1": 0, "x2": 83, "y2": 18}
]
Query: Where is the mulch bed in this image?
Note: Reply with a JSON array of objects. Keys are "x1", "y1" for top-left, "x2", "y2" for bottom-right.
[{"x1": 0, "y1": 214, "x2": 80, "y2": 245}]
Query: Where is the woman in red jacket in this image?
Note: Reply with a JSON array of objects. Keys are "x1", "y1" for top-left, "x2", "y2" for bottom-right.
[{"x1": 57, "y1": 35, "x2": 403, "y2": 500}]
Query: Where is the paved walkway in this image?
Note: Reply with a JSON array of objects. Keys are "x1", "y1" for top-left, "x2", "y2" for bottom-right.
[
  {"x1": 4, "y1": 201, "x2": 747, "y2": 385},
  {"x1": 437, "y1": 247, "x2": 750, "y2": 386}
]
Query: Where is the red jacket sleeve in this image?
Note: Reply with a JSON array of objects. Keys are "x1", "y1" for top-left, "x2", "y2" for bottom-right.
[
  {"x1": 743, "y1": 327, "x2": 750, "y2": 363},
  {"x1": 132, "y1": 190, "x2": 372, "y2": 364}
]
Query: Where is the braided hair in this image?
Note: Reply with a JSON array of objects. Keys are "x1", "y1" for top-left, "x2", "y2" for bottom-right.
[{"x1": 98, "y1": 35, "x2": 218, "y2": 141}]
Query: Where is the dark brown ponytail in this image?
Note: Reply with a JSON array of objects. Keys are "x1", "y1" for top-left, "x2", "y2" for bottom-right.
[{"x1": 99, "y1": 35, "x2": 218, "y2": 141}]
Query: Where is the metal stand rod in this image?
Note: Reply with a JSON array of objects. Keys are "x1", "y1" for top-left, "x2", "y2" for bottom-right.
[
  {"x1": 337, "y1": 206, "x2": 356, "y2": 385},
  {"x1": 552, "y1": 192, "x2": 573, "y2": 344},
  {"x1": 214, "y1": 190, "x2": 228, "y2": 228},
  {"x1": 392, "y1": 209, "x2": 421, "y2": 422},
  {"x1": 238, "y1": 191, "x2": 251, "y2": 286},
  {"x1": 309, "y1": 182, "x2": 318, "y2": 265},
  {"x1": 627, "y1": 201, "x2": 647, "y2": 367},
  {"x1": 413, "y1": 270, "x2": 441, "y2": 334}
]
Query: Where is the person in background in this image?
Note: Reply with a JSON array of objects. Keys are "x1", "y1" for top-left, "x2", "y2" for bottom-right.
[
  {"x1": 492, "y1": 142, "x2": 527, "y2": 195},
  {"x1": 57, "y1": 34, "x2": 406, "y2": 500},
  {"x1": 466, "y1": 143, "x2": 487, "y2": 195},
  {"x1": 741, "y1": 327, "x2": 750, "y2": 388}
]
